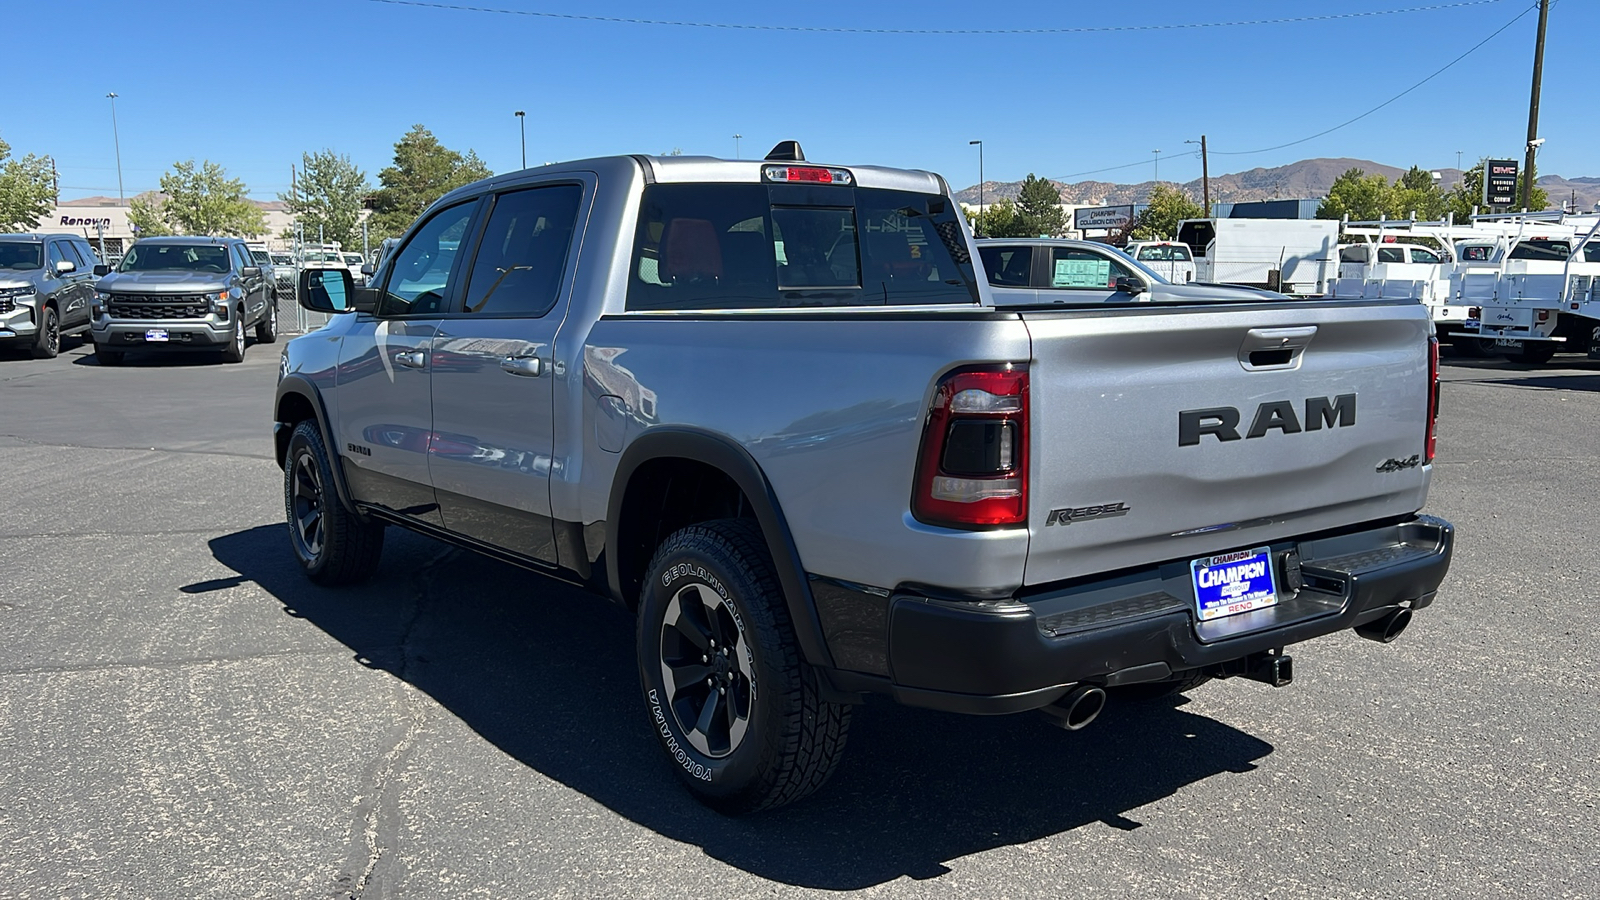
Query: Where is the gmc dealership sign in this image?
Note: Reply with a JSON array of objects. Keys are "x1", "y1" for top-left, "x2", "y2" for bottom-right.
[{"x1": 1484, "y1": 159, "x2": 1518, "y2": 207}]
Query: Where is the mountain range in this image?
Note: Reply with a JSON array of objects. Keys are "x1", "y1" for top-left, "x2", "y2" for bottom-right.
[{"x1": 953, "y1": 158, "x2": 1600, "y2": 213}]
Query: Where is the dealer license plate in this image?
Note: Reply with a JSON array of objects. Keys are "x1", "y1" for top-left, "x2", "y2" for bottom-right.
[
  {"x1": 145, "y1": 329, "x2": 169, "y2": 342},
  {"x1": 1190, "y1": 547, "x2": 1279, "y2": 621}
]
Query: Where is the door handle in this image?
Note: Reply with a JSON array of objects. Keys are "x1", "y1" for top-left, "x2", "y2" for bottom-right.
[
  {"x1": 393, "y1": 350, "x2": 427, "y2": 369},
  {"x1": 499, "y1": 355, "x2": 543, "y2": 377}
]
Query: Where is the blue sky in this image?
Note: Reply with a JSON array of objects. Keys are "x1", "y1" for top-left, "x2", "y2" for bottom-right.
[{"x1": 4, "y1": 0, "x2": 1592, "y2": 201}]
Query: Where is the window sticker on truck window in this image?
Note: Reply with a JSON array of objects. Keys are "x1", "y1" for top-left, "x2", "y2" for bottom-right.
[
  {"x1": 1190, "y1": 547, "x2": 1279, "y2": 621},
  {"x1": 1053, "y1": 258, "x2": 1111, "y2": 288}
]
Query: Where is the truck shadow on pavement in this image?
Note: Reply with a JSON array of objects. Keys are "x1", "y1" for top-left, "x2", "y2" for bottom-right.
[{"x1": 205, "y1": 523, "x2": 1275, "y2": 890}]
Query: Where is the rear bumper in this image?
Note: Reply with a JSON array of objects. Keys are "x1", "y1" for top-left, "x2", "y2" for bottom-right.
[{"x1": 840, "y1": 515, "x2": 1453, "y2": 715}]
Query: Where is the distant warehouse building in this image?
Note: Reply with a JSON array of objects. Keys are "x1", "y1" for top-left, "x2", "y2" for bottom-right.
[{"x1": 32, "y1": 196, "x2": 295, "y2": 259}]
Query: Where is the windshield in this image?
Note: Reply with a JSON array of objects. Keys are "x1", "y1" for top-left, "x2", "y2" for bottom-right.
[
  {"x1": 1134, "y1": 245, "x2": 1191, "y2": 261},
  {"x1": 0, "y1": 242, "x2": 43, "y2": 270},
  {"x1": 343, "y1": 254, "x2": 363, "y2": 266},
  {"x1": 1510, "y1": 239, "x2": 1571, "y2": 261},
  {"x1": 119, "y1": 243, "x2": 232, "y2": 273}
]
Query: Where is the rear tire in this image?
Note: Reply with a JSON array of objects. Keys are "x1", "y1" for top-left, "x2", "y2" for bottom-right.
[
  {"x1": 284, "y1": 420, "x2": 385, "y2": 585},
  {"x1": 1508, "y1": 341, "x2": 1557, "y2": 365},
  {"x1": 1451, "y1": 336, "x2": 1499, "y2": 359},
  {"x1": 255, "y1": 298, "x2": 278, "y2": 344},
  {"x1": 637, "y1": 519, "x2": 850, "y2": 814},
  {"x1": 30, "y1": 305, "x2": 60, "y2": 359}
]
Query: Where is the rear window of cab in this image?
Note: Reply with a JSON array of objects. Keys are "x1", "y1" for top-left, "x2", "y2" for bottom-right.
[{"x1": 626, "y1": 183, "x2": 980, "y2": 310}]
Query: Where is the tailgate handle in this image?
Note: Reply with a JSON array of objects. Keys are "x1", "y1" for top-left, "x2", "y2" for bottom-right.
[{"x1": 1240, "y1": 326, "x2": 1317, "y2": 370}]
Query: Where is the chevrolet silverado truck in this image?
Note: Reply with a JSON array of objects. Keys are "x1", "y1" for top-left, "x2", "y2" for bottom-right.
[
  {"x1": 92, "y1": 236, "x2": 277, "y2": 365},
  {"x1": 275, "y1": 143, "x2": 1454, "y2": 813}
]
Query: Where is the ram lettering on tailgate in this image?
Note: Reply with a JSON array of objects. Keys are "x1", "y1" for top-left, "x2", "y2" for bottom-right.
[{"x1": 1178, "y1": 394, "x2": 1355, "y2": 446}]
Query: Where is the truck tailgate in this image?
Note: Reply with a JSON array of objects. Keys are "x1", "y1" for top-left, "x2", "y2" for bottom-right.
[{"x1": 1021, "y1": 300, "x2": 1432, "y2": 586}]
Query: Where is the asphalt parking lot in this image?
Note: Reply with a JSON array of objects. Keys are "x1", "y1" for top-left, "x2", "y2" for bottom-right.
[{"x1": 2, "y1": 337, "x2": 1597, "y2": 899}]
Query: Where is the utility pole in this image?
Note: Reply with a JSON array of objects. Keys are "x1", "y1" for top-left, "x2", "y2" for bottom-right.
[
  {"x1": 106, "y1": 92, "x2": 124, "y2": 204},
  {"x1": 1152, "y1": 149, "x2": 1161, "y2": 184},
  {"x1": 1520, "y1": 0, "x2": 1550, "y2": 211},
  {"x1": 969, "y1": 140, "x2": 984, "y2": 235},
  {"x1": 733, "y1": 134, "x2": 742, "y2": 159}
]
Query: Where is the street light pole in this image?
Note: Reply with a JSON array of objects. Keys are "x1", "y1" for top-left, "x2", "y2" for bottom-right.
[
  {"x1": 106, "y1": 92, "x2": 124, "y2": 204},
  {"x1": 514, "y1": 110, "x2": 526, "y2": 169},
  {"x1": 1152, "y1": 149, "x2": 1161, "y2": 185},
  {"x1": 1184, "y1": 137, "x2": 1211, "y2": 214},
  {"x1": 733, "y1": 134, "x2": 742, "y2": 159},
  {"x1": 969, "y1": 140, "x2": 984, "y2": 235}
]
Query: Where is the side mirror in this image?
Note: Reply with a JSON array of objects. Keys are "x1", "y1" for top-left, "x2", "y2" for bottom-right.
[
  {"x1": 93, "y1": 264, "x2": 111, "y2": 277},
  {"x1": 241, "y1": 265, "x2": 261, "y2": 277},
  {"x1": 1114, "y1": 276, "x2": 1146, "y2": 295},
  {"x1": 56, "y1": 259, "x2": 77, "y2": 275},
  {"x1": 299, "y1": 267, "x2": 354, "y2": 313},
  {"x1": 360, "y1": 263, "x2": 375, "y2": 276}
]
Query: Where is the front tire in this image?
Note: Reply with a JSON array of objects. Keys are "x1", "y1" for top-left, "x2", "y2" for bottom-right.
[
  {"x1": 637, "y1": 519, "x2": 850, "y2": 814},
  {"x1": 30, "y1": 305, "x2": 60, "y2": 359},
  {"x1": 220, "y1": 309, "x2": 246, "y2": 363},
  {"x1": 284, "y1": 420, "x2": 384, "y2": 585}
]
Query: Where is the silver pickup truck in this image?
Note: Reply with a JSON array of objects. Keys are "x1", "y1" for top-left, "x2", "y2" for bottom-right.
[{"x1": 275, "y1": 144, "x2": 1453, "y2": 813}]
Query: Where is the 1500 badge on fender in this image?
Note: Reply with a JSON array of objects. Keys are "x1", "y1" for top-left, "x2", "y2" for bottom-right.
[{"x1": 1179, "y1": 394, "x2": 1356, "y2": 446}]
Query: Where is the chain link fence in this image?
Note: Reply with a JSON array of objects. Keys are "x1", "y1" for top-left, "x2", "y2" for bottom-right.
[{"x1": 270, "y1": 266, "x2": 335, "y2": 335}]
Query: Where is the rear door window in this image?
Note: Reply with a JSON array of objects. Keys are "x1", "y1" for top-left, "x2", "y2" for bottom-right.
[
  {"x1": 459, "y1": 184, "x2": 583, "y2": 317},
  {"x1": 626, "y1": 183, "x2": 978, "y2": 310},
  {"x1": 978, "y1": 245, "x2": 1034, "y2": 287}
]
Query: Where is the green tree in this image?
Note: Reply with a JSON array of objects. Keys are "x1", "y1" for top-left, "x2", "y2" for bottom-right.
[
  {"x1": 1014, "y1": 174, "x2": 1066, "y2": 237},
  {"x1": 1444, "y1": 161, "x2": 1550, "y2": 220},
  {"x1": 1388, "y1": 165, "x2": 1446, "y2": 220},
  {"x1": 281, "y1": 150, "x2": 369, "y2": 249},
  {"x1": 131, "y1": 160, "x2": 265, "y2": 236},
  {"x1": 1129, "y1": 184, "x2": 1205, "y2": 240},
  {"x1": 1316, "y1": 168, "x2": 1393, "y2": 221},
  {"x1": 968, "y1": 197, "x2": 1027, "y2": 238},
  {"x1": 367, "y1": 125, "x2": 493, "y2": 242},
  {"x1": 0, "y1": 136, "x2": 59, "y2": 232},
  {"x1": 127, "y1": 192, "x2": 174, "y2": 236}
]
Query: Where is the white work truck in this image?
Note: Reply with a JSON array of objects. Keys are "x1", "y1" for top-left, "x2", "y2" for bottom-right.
[{"x1": 1175, "y1": 218, "x2": 1339, "y2": 296}]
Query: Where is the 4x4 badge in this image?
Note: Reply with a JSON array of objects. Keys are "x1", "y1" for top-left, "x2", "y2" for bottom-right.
[
  {"x1": 1375, "y1": 454, "x2": 1420, "y2": 473},
  {"x1": 1046, "y1": 502, "x2": 1130, "y2": 526}
]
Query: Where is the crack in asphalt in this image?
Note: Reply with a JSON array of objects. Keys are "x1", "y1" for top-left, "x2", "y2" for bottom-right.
[
  {"x1": 333, "y1": 546, "x2": 458, "y2": 900},
  {"x1": 0, "y1": 432, "x2": 272, "y2": 461}
]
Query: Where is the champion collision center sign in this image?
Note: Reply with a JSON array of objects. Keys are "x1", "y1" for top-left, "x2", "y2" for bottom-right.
[{"x1": 1074, "y1": 204, "x2": 1135, "y2": 232}]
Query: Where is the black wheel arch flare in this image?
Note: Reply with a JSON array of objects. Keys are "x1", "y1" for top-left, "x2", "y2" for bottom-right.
[
  {"x1": 606, "y1": 427, "x2": 837, "y2": 671},
  {"x1": 273, "y1": 374, "x2": 361, "y2": 517}
]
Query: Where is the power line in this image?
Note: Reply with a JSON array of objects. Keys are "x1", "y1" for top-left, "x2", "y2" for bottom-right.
[
  {"x1": 364, "y1": 0, "x2": 1510, "y2": 35},
  {"x1": 1211, "y1": 0, "x2": 1541, "y2": 155},
  {"x1": 1043, "y1": 0, "x2": 1539, "y2": 183}
]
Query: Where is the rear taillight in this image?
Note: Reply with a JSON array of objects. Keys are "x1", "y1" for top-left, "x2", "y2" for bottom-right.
[
  {"x1": 912, "y1": 365, "x2": 1028, "y2": 529},
  {"x1": 1426, "y1": 335, "x2": 1439, "y2": 463}
]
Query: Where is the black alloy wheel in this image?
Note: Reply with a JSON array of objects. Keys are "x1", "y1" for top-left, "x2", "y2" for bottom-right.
[
  {"x1": 659, "y1": 581, "x2": 756, "y2": 758},
  {"x1": 289, "y1": 449, "x2": 326, "y2": 561},
  {"x1": 31, "y1": 305, "x2": 60, "y2": 359}
]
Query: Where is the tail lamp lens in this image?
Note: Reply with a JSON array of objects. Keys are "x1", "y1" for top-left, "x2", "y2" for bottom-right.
[
  {"x1": 1426, "y1": 335, "x2": 1439, "y2": 463},
  {"x1": 913, "y1": 366, "x2": 1028, "y2": 528}
]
